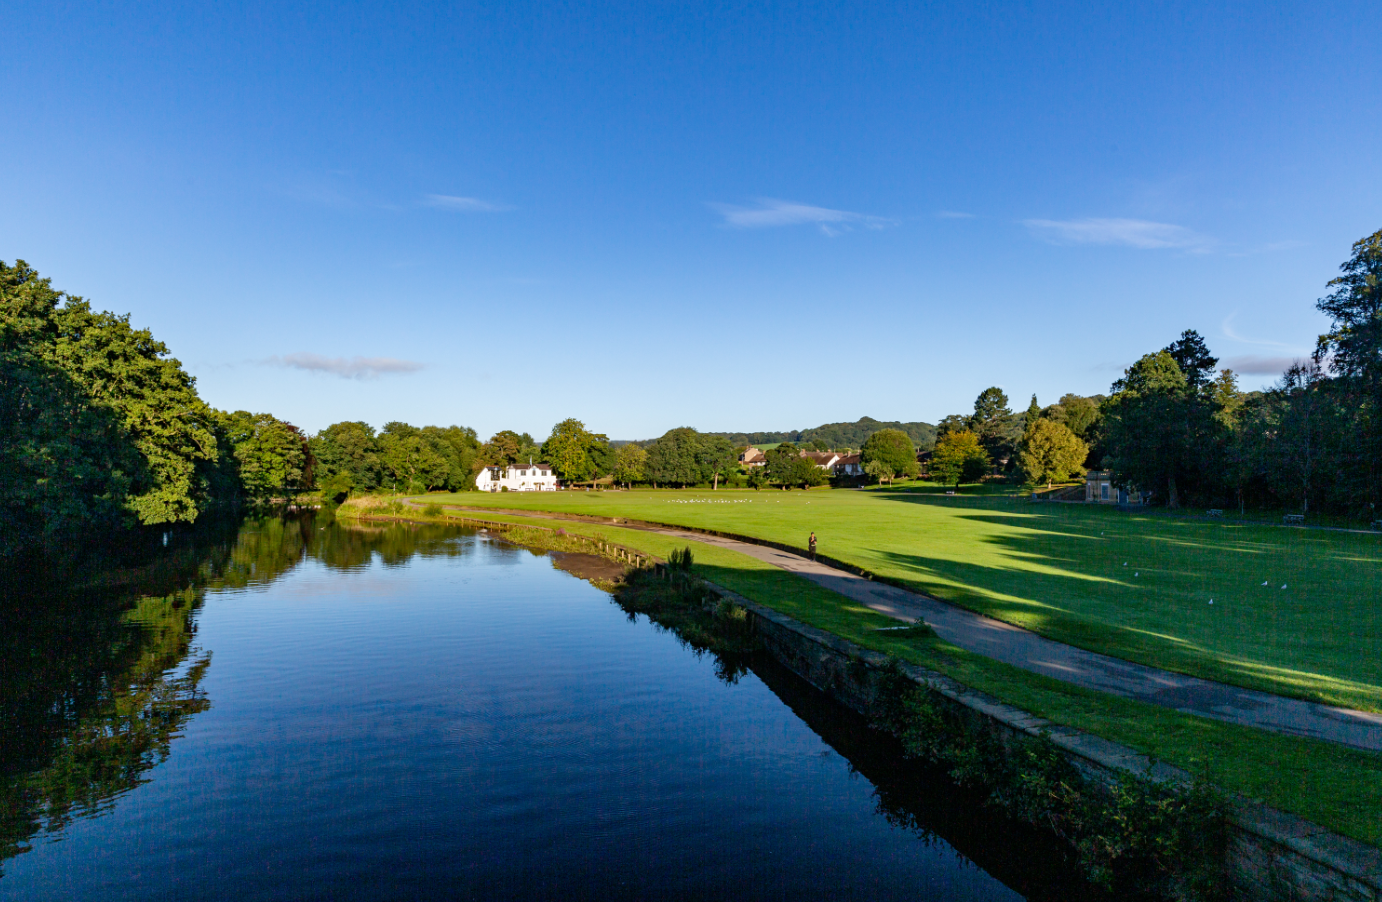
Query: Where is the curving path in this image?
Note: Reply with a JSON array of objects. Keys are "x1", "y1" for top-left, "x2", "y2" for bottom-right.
[{"x1": 433, "y1": 503, "x2": 1382, "y2": 753}]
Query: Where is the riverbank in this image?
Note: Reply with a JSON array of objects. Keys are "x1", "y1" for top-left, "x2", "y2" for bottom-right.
[
  {"x1": 339, "y1": 499, "x2": 1381, "y2": 900},
  {"x1": 420, "y1": 488, "x2": 1382, "y2": 714}
]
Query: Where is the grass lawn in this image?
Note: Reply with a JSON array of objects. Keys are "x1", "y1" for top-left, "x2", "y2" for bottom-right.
[
  {"x1": 384, "y1": 506, "x2": 1382, "y2": 848},
  {"x1": 422, "y1": 486, "x2": 1382, "y2": 713}
]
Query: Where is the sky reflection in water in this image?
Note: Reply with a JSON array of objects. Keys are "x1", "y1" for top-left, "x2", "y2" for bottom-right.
[{"x1": 0, "y1": 515, "x2": 1092, "y2": 901}]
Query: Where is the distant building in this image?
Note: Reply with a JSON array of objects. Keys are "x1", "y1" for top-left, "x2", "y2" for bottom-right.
[
  {"x1": 739, "y1": 446, "x2": 766, "y2": 467},
  {"x1": 475, "y1": 461, "x2": 558, "y2": 492},
  {"x1": 832, "y1": 453, "x2": 863, "y2": 477},
  {"x1": 1084, "y1": 470, "x2": 1148, "y2": 505},
  {"x1": 801, "y1": 451, "x2": 842, "y2": 470}
]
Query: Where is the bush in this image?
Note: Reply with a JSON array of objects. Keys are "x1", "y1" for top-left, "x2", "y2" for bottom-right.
[{"x1": 423, "y1": 503, "x2": 443, "y2": 517}]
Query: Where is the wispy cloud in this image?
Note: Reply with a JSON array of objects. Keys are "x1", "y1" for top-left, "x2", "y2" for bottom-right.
[
  {"x1": 708, "y1": 198, "x2": 893, "y2": 236},
  {"x1": 1220, "y1": 355, "x2": 1306, "y2": 376},
  {"x1": 267, "y1": 353, "x2": 425, "y2": 379},
  {"x1": 936, "y1": 210, "x2": 976, "y2": 219},
  {"x1": 422, "y1": 194, "x2": 514, "y2": 213},
  {"x1": 1220, "y1": 312, "x2": 1296, "y2": 349},
  {"x1": 1024, "y1": 217, "x2": 1212, "y2": 251}
]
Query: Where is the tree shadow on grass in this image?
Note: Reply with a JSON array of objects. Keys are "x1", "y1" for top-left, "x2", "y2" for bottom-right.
[{"x1": 852, "y1": 515, "x2": 1382, "y2": 711}]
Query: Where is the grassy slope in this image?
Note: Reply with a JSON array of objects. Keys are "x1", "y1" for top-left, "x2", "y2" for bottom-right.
[
  {"x1": 421, "y1": 508, "x2": 1382, "y2": 847},
  {"x1": 425, "y1": 487, "x2": 1382, "y2": 712}
]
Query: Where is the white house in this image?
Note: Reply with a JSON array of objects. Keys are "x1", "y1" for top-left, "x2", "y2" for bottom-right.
[{"x1": 475, "y1": 461, "x2": 558, "y2": 492}]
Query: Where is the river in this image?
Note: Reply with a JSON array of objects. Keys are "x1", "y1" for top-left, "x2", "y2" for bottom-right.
[{"x1": 0, "y1": 513, "x2": 1100, "y2": 900}]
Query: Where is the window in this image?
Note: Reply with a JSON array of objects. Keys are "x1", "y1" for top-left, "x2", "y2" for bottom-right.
[{"x1": 1100, "y1": 484, "x2": 1109, "y2": 501}]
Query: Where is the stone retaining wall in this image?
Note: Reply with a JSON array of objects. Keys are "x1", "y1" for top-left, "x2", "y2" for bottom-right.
[{"x1": 700, "y1": 580, "x2": 1381, "y2": 902}]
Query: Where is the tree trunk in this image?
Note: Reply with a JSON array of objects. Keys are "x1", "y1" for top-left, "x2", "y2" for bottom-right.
[
  {"x1": 1167, "y1": 474, "x2": 1180, "y2": 508},
  {"x1": 713, "y1": 472, "x2": 719, "y2": 490}
]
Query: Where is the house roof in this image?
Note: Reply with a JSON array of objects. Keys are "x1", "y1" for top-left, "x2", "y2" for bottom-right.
[
  {"x1": 801, "y1": 452, "x2": 840, "y2": 465},
  {"x1": 834, "y1": 453, "x2": 861, "y2": 465}
]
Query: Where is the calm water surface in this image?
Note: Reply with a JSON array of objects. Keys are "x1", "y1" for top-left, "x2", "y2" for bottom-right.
[{"x1": 0, "y1": 515, "x2": 1096, "y2": 900}]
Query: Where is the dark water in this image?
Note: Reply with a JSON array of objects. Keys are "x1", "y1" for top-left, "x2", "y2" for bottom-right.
[{"x1": 0, "y1": 514, "x2": 1097, "y2": 901}]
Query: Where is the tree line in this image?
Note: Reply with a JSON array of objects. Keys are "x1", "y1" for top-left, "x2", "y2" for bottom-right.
[
  {"x1": 5, "y1": 226, "x2": 1377, "y2": 562},
  {"x1": 1, "y1": 261, "x2": 315, "y2": 560},
  {"x1": 925, "y1": 227, "x2": 1382, "y2": 517}
]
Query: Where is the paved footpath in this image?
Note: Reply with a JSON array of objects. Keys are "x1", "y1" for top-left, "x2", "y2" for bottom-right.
[{"x1": 440, "y1": 505, "x2": 1382, "y2": 752}]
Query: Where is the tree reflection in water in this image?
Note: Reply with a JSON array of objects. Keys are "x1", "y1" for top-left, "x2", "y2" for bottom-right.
[
  {"x1": 2, "y1": 512, "x2": 1102, "y2": 899},
  {"x1": 0, "y1": 510, "x2": 479, "y2": 873}
]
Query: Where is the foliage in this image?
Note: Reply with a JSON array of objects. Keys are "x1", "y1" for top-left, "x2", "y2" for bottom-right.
[
  {"x1": 873, "y1": 666, "x2": 1228, "y2": 898},
  {"x1": 311, "y1": 421, "x2": 381, "y2": 501},
  {"x1": 764, "y1": 442, "x2": 829, "y2": 488},
  {"x1": 698, "y1": 434, "x2": 737, "y2": 489},
  {"x1": 1163, "y1": 329, "x2": 1220, "y2": 391},
  {"x1": 541, "y1": 417, "x2": 608, "y2": 483},
  {"x1": 969, "y1": 387, "x2": 1021, "y2": 465},
  {"x1": 612, "y1": 443, "x2": 647, "y2": 487},
  {"x1": 667, "y1": 545, "x2": 695, "y2": 571},
  {"x1": 935, "y1": 413, "x2": 970, "y2": 438},
  {"x1": 1024, "y1": 394, "x2": 1041, "y2": 432},
  {"x1": 221, "y1": 410, "x2": 311, "y2": 503},
  {"x1": 1019, "y1": 419, "x2": 1089, "y2": 488},
  {"x1": 478, "y1": 429, "x2": 539, "y2": 467},
  {"x1": 709, "y1": 416, "x2": 937, "y2": 453},
  {"x1": 643, "y1": 427, "x2": 735, "y2": 487},
  {"x1": 1043, "y1": 393, "x2": 1103, "y2": 442},
  {"x1": 860, "y1": 428, "x2": 919, "y2": 481},
  {"x1": 377, "y1": 429, "x2": 449, "y2": 493},
  {"x1": 1, "y1": 260, "x2": 233, "y2": 557},
  {"x1": 1314, "y1": 227, "x2": 1382, "y2": 510},
  {"x1": 864, "y1": 458, "x2": 896, "y2": 486},
  {"x1": 930, "y1": 430, "x2": 991, "y2": 486},
  {"x1": 1102, "y1": 351, "x2": 1226, "y2": 508}
]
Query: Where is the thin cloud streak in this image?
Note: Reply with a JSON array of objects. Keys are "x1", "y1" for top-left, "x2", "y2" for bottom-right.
[
  {"x1": 709, "y1": 198, "x2": 893, "y2": 235},
  {"x1": 1221, "y1": 312, "x2": 1297, "y2": 349},
  {"x1": 1024, "y1": 217, "x2": 1212, "y2": 251},
  {"x1": 1220, "y1": 355, "x2": 1307, "y2": 376},
  {"x1": 936, "y1": 210, "x2": 976, "y2": 219},
  {"x1": 423, "y1": 194, "x2": 514, "y2": 212},
  {"x1": 267, "y1": 353, "x2": 426, "y2": 379}
]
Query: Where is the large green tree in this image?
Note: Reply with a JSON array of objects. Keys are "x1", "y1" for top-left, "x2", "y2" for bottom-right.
[
  {"x1": 764, "y1": 443, "x2": 829, "y2": 489},
  {"x1": 48, "y1": 299, "x2": 221, "y2": 524},
  {"x1": 930, "y1": 430, "x2": 991, "y2": 487},
  {"x1": 644, "y1": 427, "x2": 711, "y2": 486},
  {"x1": 612, "y1": 443, "x2": 647, "y2": 488},
  {"x1": 541, "y1": 418, "x2": 610, "y2": 484},
  {"x1": 378, "y1": 430, "x2": 449, "y2": 493},
  {"x1": 860, "y1": 428, "x2": 918, "y2": 480},
  {"x1": 696, "y1": 434, "x2": 737, "y2": 490},
  {"x1": 1019, "y1": 419, "x2": 1089, "y2": 488},
  {"x1": 1163, "y1": 329, "x2": 1219, "y2": 391},
  {"x1": 1, "y1": 260, "x2": 231, "y2": 557},
  {"x1": 1101, "y1": 352, "x2": 1200, "y2": 507},
  {"x1": 1043, "y1": 393, "x2": 1103, "y2": 442},
  {"x1": 478, "y1": 430, "x2": 539, "y2": 467},
  {"x1": 969, "y1": 387, "x2": 1020, "y2": 467},
  {"x1": 221, "y1": 411, "x2": 312, "y2": 503},
  {"x1": 311, "y1": 421, "x2": 381, "y2": 501},
  {"x1": 1315, "y1": 227, "x2": 1382, "y2": 508}
]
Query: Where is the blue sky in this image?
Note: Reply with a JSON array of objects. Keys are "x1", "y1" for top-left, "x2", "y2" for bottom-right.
[{"x1": 5, "y1": 1, "x2": 1379, "y2": 440}]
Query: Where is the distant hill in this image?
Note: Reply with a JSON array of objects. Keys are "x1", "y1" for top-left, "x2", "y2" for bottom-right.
[{"x1": 708, "y1": 417, "x2": 936, "y2": 451}]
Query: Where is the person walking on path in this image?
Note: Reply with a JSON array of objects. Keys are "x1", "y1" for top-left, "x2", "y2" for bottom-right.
[{"x1": 808, "y1": 532, "x2": 817, "y2": 562}]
